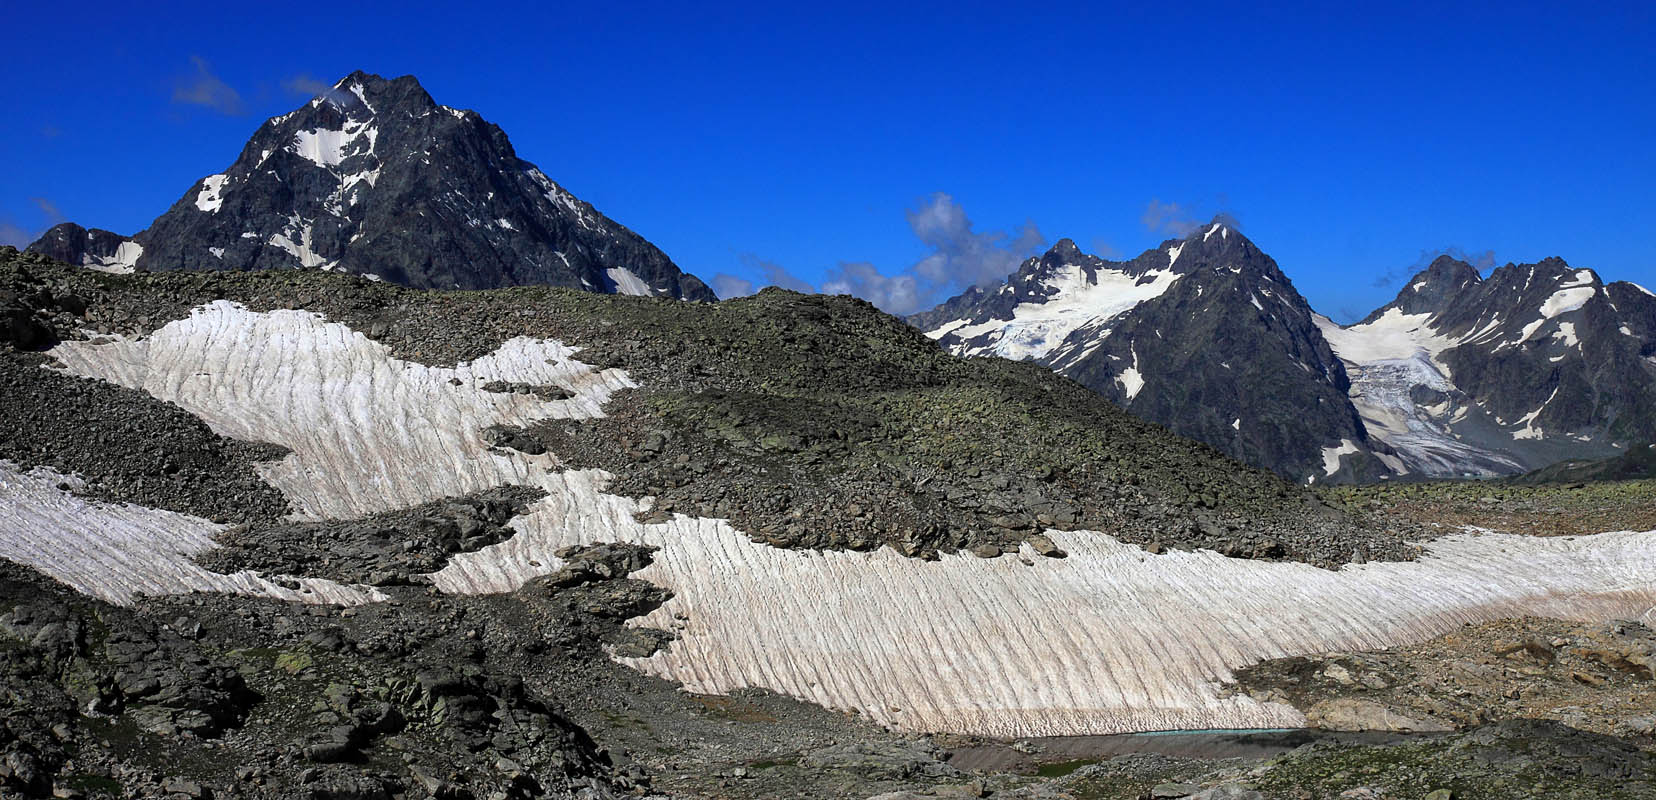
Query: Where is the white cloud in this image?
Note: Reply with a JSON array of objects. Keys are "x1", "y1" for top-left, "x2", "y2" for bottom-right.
[
  {"x1": 710, "y1": 273, "x2": 755, "y2": 299},
  {"x1": 733, "y1": 192, "x2": 1045, "y2": 315},
  {"x1": 821, "y1": 262, "x2": 923, "y2": 314}
]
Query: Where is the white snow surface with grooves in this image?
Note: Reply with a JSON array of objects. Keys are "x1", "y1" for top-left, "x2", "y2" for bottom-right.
[
  {"x1": 0, "y1": 462, "x2": 383, "y2": 607},
  {"x1": 29, "y1": 302, "x2": 1656, "y2": 737}
]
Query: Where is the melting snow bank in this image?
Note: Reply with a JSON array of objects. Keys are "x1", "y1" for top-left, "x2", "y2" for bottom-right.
[
  {"x1": 0, "y1": 462, "x2": 383, "y2": 606},
  {"x1": 27, "y1": 301, "x2": 1656, "y2": 737},
  {"x1": 587, "y1": 521, "x2": 1656, "y2": 736}
]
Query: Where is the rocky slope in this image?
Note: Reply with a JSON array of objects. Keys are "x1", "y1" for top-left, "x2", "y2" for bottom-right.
[
  {"x1": 1230, "y1": 616, "x2": 1656, "y2": 740},
  {"x1": 1508, "y1": 444, "x2": 1656, "y2": 485},
  {"x1": 0, "y1": 246, "x2": 1400, "y2": 568},
  {"x1": 26, "y1": 71, "x2": 714, "y2": 300}
]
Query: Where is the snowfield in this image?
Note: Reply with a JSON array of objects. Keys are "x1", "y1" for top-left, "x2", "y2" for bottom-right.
[
  {"x1": 3, "y1": 302, "x2": 1652, "y2": 737},
  {"x1": 0, "y1": 463, "x2": 382, "y2": 606},
  {"x1": 927, "y1": 263, "x2": 1181, "y2": 362}
]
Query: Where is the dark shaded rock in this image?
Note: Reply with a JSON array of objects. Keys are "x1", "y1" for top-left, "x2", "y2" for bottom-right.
[{"x1": 199, "y1": 485, "x2": 541, "y2": 584}]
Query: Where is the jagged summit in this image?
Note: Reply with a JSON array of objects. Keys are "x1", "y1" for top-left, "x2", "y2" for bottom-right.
[
  {"x1": 917, "y1": 223, "x2": 1656, "y2": 483},
  {"x1": 28, "y1": 71, "x2": 715, "y2": 300},
  {"x1": 1045, "y1": 237, "x2": 1084, "y2": 259},
  {"x1": 1360, "y1": 254, "x2": 1484, "y2": 322}
]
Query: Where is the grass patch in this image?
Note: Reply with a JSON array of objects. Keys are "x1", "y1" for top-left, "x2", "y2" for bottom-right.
[{"x1": 1035, "y1": 757, "x2": 1099, "y2": 777}]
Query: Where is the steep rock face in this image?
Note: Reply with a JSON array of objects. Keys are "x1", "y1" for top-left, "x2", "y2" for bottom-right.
[
  {"x1": 913, "y1": 221, "x2": 1383, "y2": 482},
  {"x1": 28, "y1": 71, "x2": 714, "y2": 300},
  {"x1": 1320, "y1": 256, "x2": 1656, "y2": 475}
]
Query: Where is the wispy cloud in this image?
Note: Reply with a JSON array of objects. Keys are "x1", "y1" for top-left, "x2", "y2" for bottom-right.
[
  {"x1": 1140, "y1": 198, "x2": 1199, "y2": 237},
  {"x1": 907, "y1": 192, "x2": 1044, "y2": 292},
  {"x1": 31, "y1": 197, "x2": 63, "y2": 223},
  {"x1": 712, "y1": 255, "x2": 815, "y2": 300},
  {"x1": 1090, "y1": 238, "x2": 1122, "y2": 259},
  {"x1": 0, "y1": 221, "x2": 33, "y2": 249},
  {"x1": 282, "y1": 73, "x2": 360, "y2": 108},
  {"x1": 743, "y1": 253, "x2": 815, "y2": 293},
  {"x1": 1371, "y1": 246, "x2": 1497, "y2": 289},
  {"x1": 821, "y1": 262, "x2": 922, "y2": 313},
  {"x1": 282, "y1": 74, "x2": 331, "y2": 96},
  {"x1": 729, "y1": 192, "x2": 1046, "y2": 315},
  {"x1": 173, "y1": 56, "x2": 245, "y2": 115}
]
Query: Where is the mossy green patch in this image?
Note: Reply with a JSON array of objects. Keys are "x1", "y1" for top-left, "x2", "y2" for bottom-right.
[
  {"x1": 273, "y1": 650, "x2": 314, "y2": 675},
  {"x1": 1035, "y1": 757, "x2": 1098, "y2": 777}
]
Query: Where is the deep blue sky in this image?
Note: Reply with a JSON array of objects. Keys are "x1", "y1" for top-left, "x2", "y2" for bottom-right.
[{"x1": 3, "y1": 1, "x2": 1652, "y2": 321}]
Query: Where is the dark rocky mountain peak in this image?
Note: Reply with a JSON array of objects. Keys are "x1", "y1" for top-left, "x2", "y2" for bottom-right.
[
  {"x1": 1164, "y1": 216, "x2": 1255, "y2": 259},
  {"x1": 1047, "y1": 237, "x2": 1083, "y2": 260},
  {"x1": 28, "y1": 71, "x2": 715, "y2": 300},
  {"x1": 1368, "y1": 255, "x2": 1484, "y2": 320},
  {"x1": 911, "y1": 221, "x2": 1379, "y2": 482}
]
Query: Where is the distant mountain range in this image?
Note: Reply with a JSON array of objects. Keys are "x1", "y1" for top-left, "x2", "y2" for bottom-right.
[
  {"x1": 912, "y1": 220, "x2": 1656, "y2": 482},
  {"x1": 24, "y1": 71, "x2": 1654, "y2": 484},
  {"x1": 28, "y1": 71, "x2": 714, "y2": 301}
]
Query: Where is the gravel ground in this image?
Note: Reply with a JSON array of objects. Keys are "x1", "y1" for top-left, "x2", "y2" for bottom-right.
[
  {"x1": 1321, "y1": 478, "x2": 1656, "y2": 538},
  {"x1": 0, "y1": 353, "x2": 292, "y2": 524},
  {"x1": 1227, "y1": 616, "x2": 1656, "y2": 740}
]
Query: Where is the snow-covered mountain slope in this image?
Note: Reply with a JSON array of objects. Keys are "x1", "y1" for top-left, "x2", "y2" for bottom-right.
[
  {"x1": 915, "y1": 238, "x2": 1185, "y2": 362},
  {"x1": 912, "y1": 222, "x2": 1387, "y2": 483},
  {"x1": 1319, "y1": 255, "x2": 1656, "y2": 477},
  {"x1": 27, "y1": 71, "x2": 714, "y2": 300},
  {"x1": 15, "y1": 299, "x2": 1655, "y2": 737}
]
